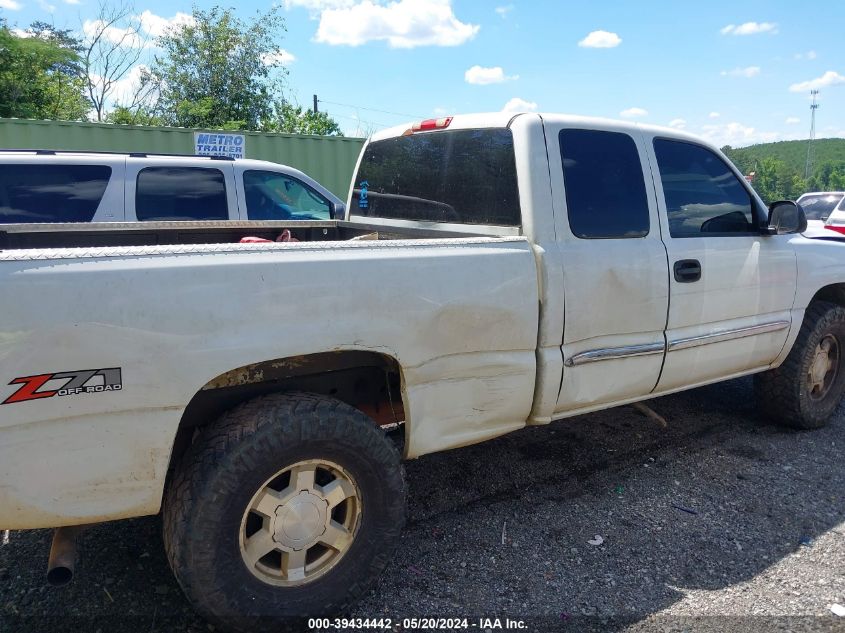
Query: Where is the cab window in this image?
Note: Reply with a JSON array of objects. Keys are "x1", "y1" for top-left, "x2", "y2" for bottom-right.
[
  {"x1": 559, "y1": 129, "x2": 650, "y2": 239},
  {"x1": 351, "y1": 129, "x2": 520, "y2": 226},
  {"x1": 654, "y1": 139, "x2": 757, "y2": 237},
  {"x1": 244, "y1": 171, "x2": 332, "y2": 221}
]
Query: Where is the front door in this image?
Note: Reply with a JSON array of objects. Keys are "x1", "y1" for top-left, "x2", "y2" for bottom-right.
[{"x1": 643, "y1": 136, "x2": 798, "y2": 392}]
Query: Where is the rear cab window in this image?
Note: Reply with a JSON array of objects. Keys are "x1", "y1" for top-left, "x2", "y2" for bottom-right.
[
  {"x1": 0, "y1": 164, "x2": 111, "y2": 223},
  {"x1": 351, "y1": 128, "x2": 521, "y2": 227}
]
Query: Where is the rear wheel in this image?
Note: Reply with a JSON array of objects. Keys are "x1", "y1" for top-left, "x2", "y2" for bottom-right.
[
  {"x1": 162, "y1": 392, "x2": 406, "y2": 631},
  {"x1": 755, "y1": 301, "x2": 845, "y2": 429}
]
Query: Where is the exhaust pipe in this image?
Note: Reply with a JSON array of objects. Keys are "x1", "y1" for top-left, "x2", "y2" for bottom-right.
[{"x1": 46, "y1": 525, "x2": 87, "y2": 586}]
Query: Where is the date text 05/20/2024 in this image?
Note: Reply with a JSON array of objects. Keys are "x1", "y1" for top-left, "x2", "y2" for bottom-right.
[{"x1": 308, "y1": 618, "x2": 528, "y2": 631}]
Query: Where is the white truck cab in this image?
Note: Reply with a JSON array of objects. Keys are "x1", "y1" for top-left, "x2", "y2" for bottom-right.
[
  {"x1": 1, "y1": 113, "x2": 843, "y2": 630},
  {"x1": 0, "y1": 151, "x2": 346, "y2": 223}
]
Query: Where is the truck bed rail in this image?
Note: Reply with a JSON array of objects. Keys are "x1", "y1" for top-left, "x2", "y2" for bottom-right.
[{"x1": 0, "y1": 220, "x2": 342, "y2": 250}]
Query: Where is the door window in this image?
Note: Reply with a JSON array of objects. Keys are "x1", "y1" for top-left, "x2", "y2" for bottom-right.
[
  {"x1": 243, "y1": 170, "x2": 332, "y2": 220},
  {"x1": 135, "y1": 167, "x2": 228, "y2": 221},
  {"x1": 559, "y1": 129, "x2": 650, "y2": 239},
  {"x1": 653, "y1": 139, "x2": 757, "y2": 237},
  {"x1": 0, "y1": 164, "x2": 111, "y2": 223}
]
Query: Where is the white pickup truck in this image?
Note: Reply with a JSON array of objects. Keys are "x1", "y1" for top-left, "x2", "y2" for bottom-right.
[{"x1": 2, "y1": 113, "x2": 844, "y2": 629}]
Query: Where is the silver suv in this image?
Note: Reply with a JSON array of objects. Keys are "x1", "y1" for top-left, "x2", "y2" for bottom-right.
[{"x1": 0, "y1": 150, "x2": 346, "y2": 224}]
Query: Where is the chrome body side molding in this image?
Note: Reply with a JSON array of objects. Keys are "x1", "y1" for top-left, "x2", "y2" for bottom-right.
[
  {"x1": 564, "y1": 320, "x2": 791, "y2": 367},
  {"x1": 667, "y1": 321, "x2": 790, "y2": 352},
  {"x1": 565, "y1": 342, "x2": 665, "y2": 367}
]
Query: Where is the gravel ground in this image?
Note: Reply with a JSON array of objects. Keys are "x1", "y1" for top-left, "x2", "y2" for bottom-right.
[{"x1": 2, "y1": 377, "x2": 844, "y2": 633}]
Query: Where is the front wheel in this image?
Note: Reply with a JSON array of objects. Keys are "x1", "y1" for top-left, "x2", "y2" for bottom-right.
[
  {"x1": 755, "y1": 301, "x2": 845, "y2": 429},
  {"x1": 162, "y1": 392, "x2": 406, "y2": 631}
]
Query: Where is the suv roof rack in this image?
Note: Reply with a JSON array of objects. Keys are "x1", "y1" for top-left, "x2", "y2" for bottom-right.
[{"x1": 0, "y1": 149, "x2": 236, "y2": 161}]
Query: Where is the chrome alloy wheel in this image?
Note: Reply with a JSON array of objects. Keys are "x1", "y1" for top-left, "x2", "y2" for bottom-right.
[
  {"x1": 808, "y1": 334, "x2": 840, "y2": 400},
  {"x1": 239, "y1": 459, "x2": 361, "y2": 587}
]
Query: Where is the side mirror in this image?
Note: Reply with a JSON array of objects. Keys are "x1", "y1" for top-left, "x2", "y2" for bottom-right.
[
  {"x1": 765, "y1": 200, "x2": 807, "y2": 235},
  {"x1": 333, "y1": 202, "x2": 346, "y2": 221}
]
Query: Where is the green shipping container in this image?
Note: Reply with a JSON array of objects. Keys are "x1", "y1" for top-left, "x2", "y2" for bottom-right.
[{"x1": 0, "y1": 118, "x2": 365, "y2": 199}]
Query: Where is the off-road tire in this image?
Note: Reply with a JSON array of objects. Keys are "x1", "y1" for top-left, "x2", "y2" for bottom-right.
[
  {"x1": 162, "y1": 392, "x2": 406, "y2": 631},
  {"x1": 755, "y1": 301, "x2": 845, "y2": 429}
]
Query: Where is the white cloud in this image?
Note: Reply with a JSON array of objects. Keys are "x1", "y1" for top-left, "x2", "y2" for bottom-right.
[
  {"x1": 494, "y1": 5, "x2": 513, "y2": 18},
  {"x1": 700, "y1": 121, "x2": 779, "y2": 147},
  {"x1": 315, "y1": 0, "x2": 479, "y2": 48},
  {"x1": 789, "y1": 70, "x2": 845, "y2": 93},
  {"x1": 0, "y1": 0, "x2": 22, "y2": 9},
  {"x1": 83, "y1": 19, "x2": 147, "y2": 48},
  {"x1": 668, "y1": 118, "x2": 686, "y2": 129},
  {"x1": 464, "y1": 65, "x2": 517, "y2": 85},
  {"x1": 82, "y1": 11, "x2": 194, "y2": 49},
  {"x1": 794, "y1": 50, "x2": 817, "y2": 60},
  {"x1": 138, "y1": 10, "x2": 195, "y2": 38},
  {"x1": 721, "y1": 66, "x2": 761, "y2": 78},
  {"x1": 720, "y1": 22, "x2": 778, "y2": 36},
  {"x1": 578, "y1": 30, "x2": 621, "y2": 48},
  {"x1": 38, "y1": 0, "x2": 56, "y2": 11},
  {"x1": 709, "y1": 111, "x2": 721, "y2": 118},
  {"x1": 283, "y1": 0, "x2": 356, "y2": 11},
  {"x1": 502, "y1": 97, "x2": 537, "y2": 113},
  {"x1": 432, "y1": 106, "x2": 449, "y2": 116},
  {"x1": 620, "y1": 107, "x2": 648, "y2": 118},
  {"x1": 785, "y1": 117, "x2": 801, "y2": 124},
  {"x1": 260, "y1": 49, "x2": 296, "y2": 66},
  {"x1": 63, "y1": 0, "x2": 81, "y2": 4}
]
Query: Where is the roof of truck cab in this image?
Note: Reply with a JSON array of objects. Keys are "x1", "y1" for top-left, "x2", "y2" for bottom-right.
[{"x1": 370, "y1": 112, "x2": 721, "y2": 152}]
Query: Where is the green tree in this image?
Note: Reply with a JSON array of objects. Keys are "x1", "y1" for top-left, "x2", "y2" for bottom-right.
[
  {"x1": 105, "y1": 104, "x2": 164, "y2": 126},
  {"x1": 0, "y1": 22, "x2": 89, "y2": 120},
  {"x1": 267, "y1": 102, "x2": 343, "y2": 136},
  {"x1": 723, "y1": 145, "x2": 754, "y2": 176},
  {"x1": 807, "y1": 161, "x2": 845, "y2": 191},
  {"x1": 147, "y1": 6, "x2": 287, "y2": 130},
  {"x1": 750, "y1": 157, "x2": 806, "y2": 204}
]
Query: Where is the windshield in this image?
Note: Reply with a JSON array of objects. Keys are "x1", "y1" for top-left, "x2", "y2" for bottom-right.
[
  {"x1": 799, "y1": 194, "x2": 845, "y2": 221},
  {"x1": 351, "y1": 128, "x2": 520, "y2": 226}
]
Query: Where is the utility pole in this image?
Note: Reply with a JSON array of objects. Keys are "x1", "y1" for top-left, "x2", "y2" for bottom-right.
[
  {"x1": 805, "y1": 89, "x2": 819, "y2": 179},
  {"x1": 313, "y1": 95, "x2": 319, "y2": 114}
]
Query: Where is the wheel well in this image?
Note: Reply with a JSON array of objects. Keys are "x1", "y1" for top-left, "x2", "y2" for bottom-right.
[
  {"x1": 811, "y1": 284, "x2": 845, "y2": 308},
  {"x1": 167, "y1": 351, "x2": 406, "y2": 473}
]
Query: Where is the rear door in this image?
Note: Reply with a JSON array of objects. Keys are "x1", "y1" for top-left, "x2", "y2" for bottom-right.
[
  {"x1": 543, "y1": 121, "x2": 670, "y2": 413},
  {"x1": 644, "y1": 136, "x2": 797, "y2": 391},
  {"x1": 125, "y1": 158, "x2": 238, "y2": 221}
]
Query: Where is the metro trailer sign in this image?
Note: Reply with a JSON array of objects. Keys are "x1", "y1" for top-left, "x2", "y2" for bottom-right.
[{"x1": 194, "y1": 132, "x2": 246, "y2": 159}]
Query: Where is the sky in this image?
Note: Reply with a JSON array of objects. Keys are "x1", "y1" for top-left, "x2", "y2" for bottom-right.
[{"x1": 1, "y1": 0, "x2": 844, "y2": 145}]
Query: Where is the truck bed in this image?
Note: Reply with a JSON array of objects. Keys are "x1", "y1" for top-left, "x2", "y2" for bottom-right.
[{"x1": 0, "y1": 219, "x2": 494, "y2": 250}]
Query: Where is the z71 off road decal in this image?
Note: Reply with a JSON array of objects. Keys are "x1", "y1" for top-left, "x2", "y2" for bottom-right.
[{"x1": 3, "y1": 368, "x2": 122, "y2": 405}]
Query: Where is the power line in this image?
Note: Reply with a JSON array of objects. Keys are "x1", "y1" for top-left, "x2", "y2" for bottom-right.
[
  {"x1": 317, "y1": 99, "x2": 427, "y2": 121},
  {"x1": 324, "y1": 111, "x2": 391, "y2": 128}
]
